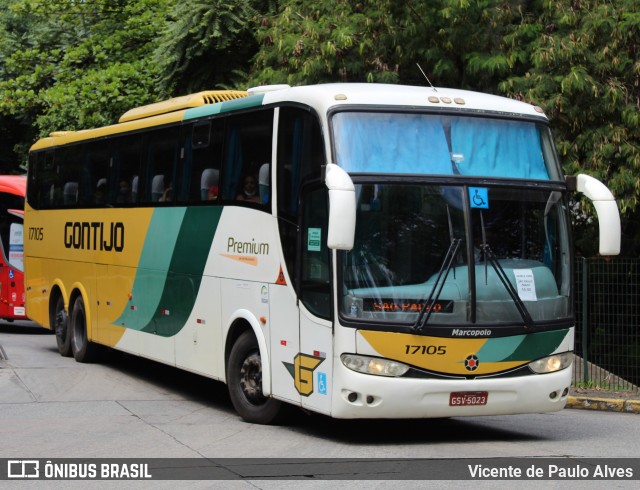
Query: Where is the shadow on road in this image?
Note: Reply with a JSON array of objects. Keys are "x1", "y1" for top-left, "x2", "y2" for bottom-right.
[
  {"x1": 0, "y1": 320, "x2": 51, "y2": 335},
  {"x1": 1, "y1": 319, "x2": 541, "y2": 445}
]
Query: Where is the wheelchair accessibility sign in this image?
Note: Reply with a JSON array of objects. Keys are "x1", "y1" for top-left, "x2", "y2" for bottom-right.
[
  {"x1": 469, "y1": 187, "x2": 489, "y2": 209},
  {"x1": 317, "y1": 372, "x2": 327, "y2": 395}
]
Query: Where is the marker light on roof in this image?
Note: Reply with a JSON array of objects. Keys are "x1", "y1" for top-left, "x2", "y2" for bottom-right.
[
  {"x1": 335, "y1": 94, "x2": 347, "y2": 100},
  {"x1": 440, "y1": 97, "x2": 452, "y2": 104},
  {"x1": 454, "y1": 98, "x2": 465, "y2": 105},
  {"x1": 428, "y1": 96, "x2": 439, "y2": 103}
]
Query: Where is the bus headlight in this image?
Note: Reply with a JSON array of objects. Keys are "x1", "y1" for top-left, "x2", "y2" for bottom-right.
[
  {"x1": 528, "y1": 352, "x2": 573, "y2": 374},
  {"x1": 341, "y1": 354, "x2": 410, "y2": 377}
]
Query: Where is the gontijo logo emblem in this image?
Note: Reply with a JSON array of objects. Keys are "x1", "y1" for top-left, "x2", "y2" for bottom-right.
[{"x1": 283, "y1": 353, "x2": 325, "y2": 396}]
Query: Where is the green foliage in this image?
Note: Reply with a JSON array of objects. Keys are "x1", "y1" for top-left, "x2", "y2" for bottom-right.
[
  {"x1": 0, "y1": 0, "x2": 172, "y2": 169},
  {"x1": 251, "y1": 0, "x2": 404, "y2": 85},
  {"x1": 250, "y1": 1, "x2": 537, "y2": 91},
  {"x1": 154, "y1": 0, "x2": 263, "y2": 93},
  {"x1": 499, "y1": 0, "x2": 640, "y2": 254}
]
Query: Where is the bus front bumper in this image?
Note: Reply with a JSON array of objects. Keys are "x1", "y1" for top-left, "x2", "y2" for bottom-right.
[{"x1": 330, "y1": 364, "x2": 572, "y2": 419}]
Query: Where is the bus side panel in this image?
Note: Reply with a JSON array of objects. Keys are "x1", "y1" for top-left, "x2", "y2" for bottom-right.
[
  {"x1": 220, "y1": 277, "x2": 271, "y2": 381},
  {"x1": 107, "y1": 267, "x2": 176, "y2": 364},
  {"x1": 24, "y1": 258, "x2": 96, "y2": 333},
  {"x1": 174, "y1": 275, "x2": 223, "y2": 378},
  {"x1": 24, "y1": 256, "x2": 50, "y2": 328},
  {"x1": 95, "y1": 264, "x2": 133, "y2": 348}
]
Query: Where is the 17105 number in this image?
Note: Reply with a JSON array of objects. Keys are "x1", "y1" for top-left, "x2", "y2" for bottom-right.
[
  {"x1": 29, "y1": 227, "x2": 44, "y2": 240},
  {"x1": 404, "y1": 345, "x2": 446, "y2": 355}
]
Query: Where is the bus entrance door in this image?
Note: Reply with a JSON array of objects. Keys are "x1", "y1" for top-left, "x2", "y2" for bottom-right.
[{"x1": 299, "y1": 307, "x2": 333, "y2": 415}]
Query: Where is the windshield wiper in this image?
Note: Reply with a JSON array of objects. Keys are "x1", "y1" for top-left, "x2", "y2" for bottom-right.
[
  {"x1": 481, "y1": 244, "x2": 534, "y2": 329},
  {"x1": 413, "y1": 238, "x2": 461, "y2": 332}
]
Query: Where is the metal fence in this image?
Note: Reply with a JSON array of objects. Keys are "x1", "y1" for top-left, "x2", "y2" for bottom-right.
[{"x1": 574, "y1": 257, "x2": 640, "y2": 392}]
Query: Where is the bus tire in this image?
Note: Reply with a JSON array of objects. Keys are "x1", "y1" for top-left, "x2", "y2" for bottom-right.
[
  {"x1": 53, "y1": 295, "x2": 72, "y2": 357},
  {"x1": 227, "y1": 330, "x2": 284, "y2": 424},
  {"x1": 70, "y1": 296, "x2": 98, "y2": 363}
]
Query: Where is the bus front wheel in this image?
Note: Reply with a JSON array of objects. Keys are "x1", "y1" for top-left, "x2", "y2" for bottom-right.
[
  {"x1": 70, "y1": 296, "x2": 99, "y2": 363},
  {"x1": 227, "y1": 330, "x2": 284, "y2": 424},
  {"x1": 53, "y1": 295, "x2": 71, "y2": 357}
]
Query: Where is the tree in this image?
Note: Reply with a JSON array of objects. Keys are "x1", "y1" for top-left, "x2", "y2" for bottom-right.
[
  {"x1": 250, "y1": 0, "x2": 406, "y2": 85},
  {"x1": 0, "y1": 0, "x2": 172, "y2": 169},
  {"x1": 500, "y1": 0, "x2": 640, "y2": 255},
  {"x1": 153, "y1": 0, "x2": 266, "y2": 94},
  {"x1": 250, "y1": 1, "x2": 530, "y2": 91}
]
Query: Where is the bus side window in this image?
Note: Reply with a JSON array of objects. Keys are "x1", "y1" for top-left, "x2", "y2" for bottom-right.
[
  {"x1": 300, "y1": 185, "x2": 331, "y2": 319},
  {"x1": 142, "y1": 128, "x2": 179, "y2": 205},
  {"x1": 277, "y1": 107, "x2": 325, "y2": 291},
  {"x1": 112, "y1": 134, "x2": 142, "y2": 205},
  {"x1": 188, "y1": 120, "x2": 223, "y2": 203},
  {"x1": 31, "y1": 150, "x2": 57, "y2": 209},
  {"x1": 84, "y1": 141, "x2": 112, "y2": 207},
  {"x1": 221, "y1": 110, "x2": 273, "y2": 205}
]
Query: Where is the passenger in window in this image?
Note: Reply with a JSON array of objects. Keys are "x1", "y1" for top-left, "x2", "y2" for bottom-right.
[{"x1": 236, "y1": 175, "x2": 260, "y2": 203}]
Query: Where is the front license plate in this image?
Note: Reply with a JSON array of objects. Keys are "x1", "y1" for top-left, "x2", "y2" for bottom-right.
[{"x1": 449, "y1": 391, "x2": 488, "y2": 406}]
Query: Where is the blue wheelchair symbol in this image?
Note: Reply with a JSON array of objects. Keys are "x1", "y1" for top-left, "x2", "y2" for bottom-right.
[
  {"x1": 9, "y1": 270, "x2": 14, "y2": 279},
  {"x1": 317, "y1": 372, "x2": 327, "y2": 395},
  {"x1": 469, "y1": 187, "x2": 489, "y2": 209}
]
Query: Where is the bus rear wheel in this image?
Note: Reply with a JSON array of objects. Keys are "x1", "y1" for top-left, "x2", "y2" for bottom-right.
[
  {"x1": 227, "y1": 330, "x2": 284, "y2": 424},
  {"x1": 70, "y1": 296, "x2": 99, "y2": 363},
  {"x1": 53, "y1": 295, "x2": 71, "y2": 357}
]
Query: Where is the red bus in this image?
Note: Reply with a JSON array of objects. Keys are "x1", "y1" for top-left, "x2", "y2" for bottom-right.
[{"x1": 0, "y1": 175, "x2": 26, "y2": 321}]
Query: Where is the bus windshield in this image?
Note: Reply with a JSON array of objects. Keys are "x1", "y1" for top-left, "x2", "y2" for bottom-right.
[
  {"x1": 339, "y1": 184, "x2": 571, "y2": 326},
  {"x1": 332, "y1": 112, "x2": 562, "y2": 180}
]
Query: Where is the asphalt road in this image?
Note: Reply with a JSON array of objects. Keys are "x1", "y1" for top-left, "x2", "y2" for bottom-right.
[{"x1": 1, "y1": 320, "x2": 638, "y2": 488}]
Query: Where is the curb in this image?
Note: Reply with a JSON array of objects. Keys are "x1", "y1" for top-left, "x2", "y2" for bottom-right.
[{"x1": 566, "y1": 396, "x2": 640, "y2": 414}]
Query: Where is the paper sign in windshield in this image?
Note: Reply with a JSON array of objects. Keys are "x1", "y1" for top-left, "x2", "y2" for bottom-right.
[{"x1": 514, "y1": 269, "x2": 537, "y2": 301}]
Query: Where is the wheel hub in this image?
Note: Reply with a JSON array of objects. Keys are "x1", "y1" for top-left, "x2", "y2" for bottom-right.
[
  {"x1": 55, "y1": 310, "x2": 68, "y2": 337},
  {"x1": 239, "y1": 352, "x2": 265, "y2": 404}
]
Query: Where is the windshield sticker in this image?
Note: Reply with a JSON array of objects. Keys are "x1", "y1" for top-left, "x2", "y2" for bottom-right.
[
  {"x1": 307, "y1": 228, "x2": 321, "y2": 251},
  {"x1": 469, "y1": 187, "x2": 489, "y2": 209},
  {"x1": 514, "y1": 269, "x2": 537, "y2": 301}
]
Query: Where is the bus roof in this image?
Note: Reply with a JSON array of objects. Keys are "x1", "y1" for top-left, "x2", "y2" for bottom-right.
[
  {"x1": 29, "y1": 83, "x2": 547, "y2": 152},
  {"x1": 258, "y1": 83, "x2": 548, "y2": 120},
  {"x1": 0, "y1": 175, "x2": 26, "y2": 196}
]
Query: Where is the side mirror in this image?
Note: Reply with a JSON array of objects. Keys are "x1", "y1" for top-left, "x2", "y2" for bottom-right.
[
  {"x1": 570, "y1": 174, "x2": 621, "y2": 256},
  {"x1": 325, "y1": 164, "x2": 356, "y2": 250}
]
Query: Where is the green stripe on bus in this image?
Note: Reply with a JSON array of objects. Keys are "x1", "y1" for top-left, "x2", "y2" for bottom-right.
[
  {"x1": 141, "y1": 206, "x2": 222, "y2": 337},
  {"x1": 115, "y1": 208, "x2": 186, "y2": 330},
  {"x1": 474, "y1": 335, "x2": 526, "y2": 362},
  {"x1": 498, "y1": 328, "x2": 569, "y2": 362},
  {"x1": 184, "y1": 94, "x2": 265, "y2": 120}
]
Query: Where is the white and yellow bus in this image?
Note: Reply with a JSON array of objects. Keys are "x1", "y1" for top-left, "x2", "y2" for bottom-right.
[{"x1": 25, "y1": 83, "x2": 620, "y2": 423}]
